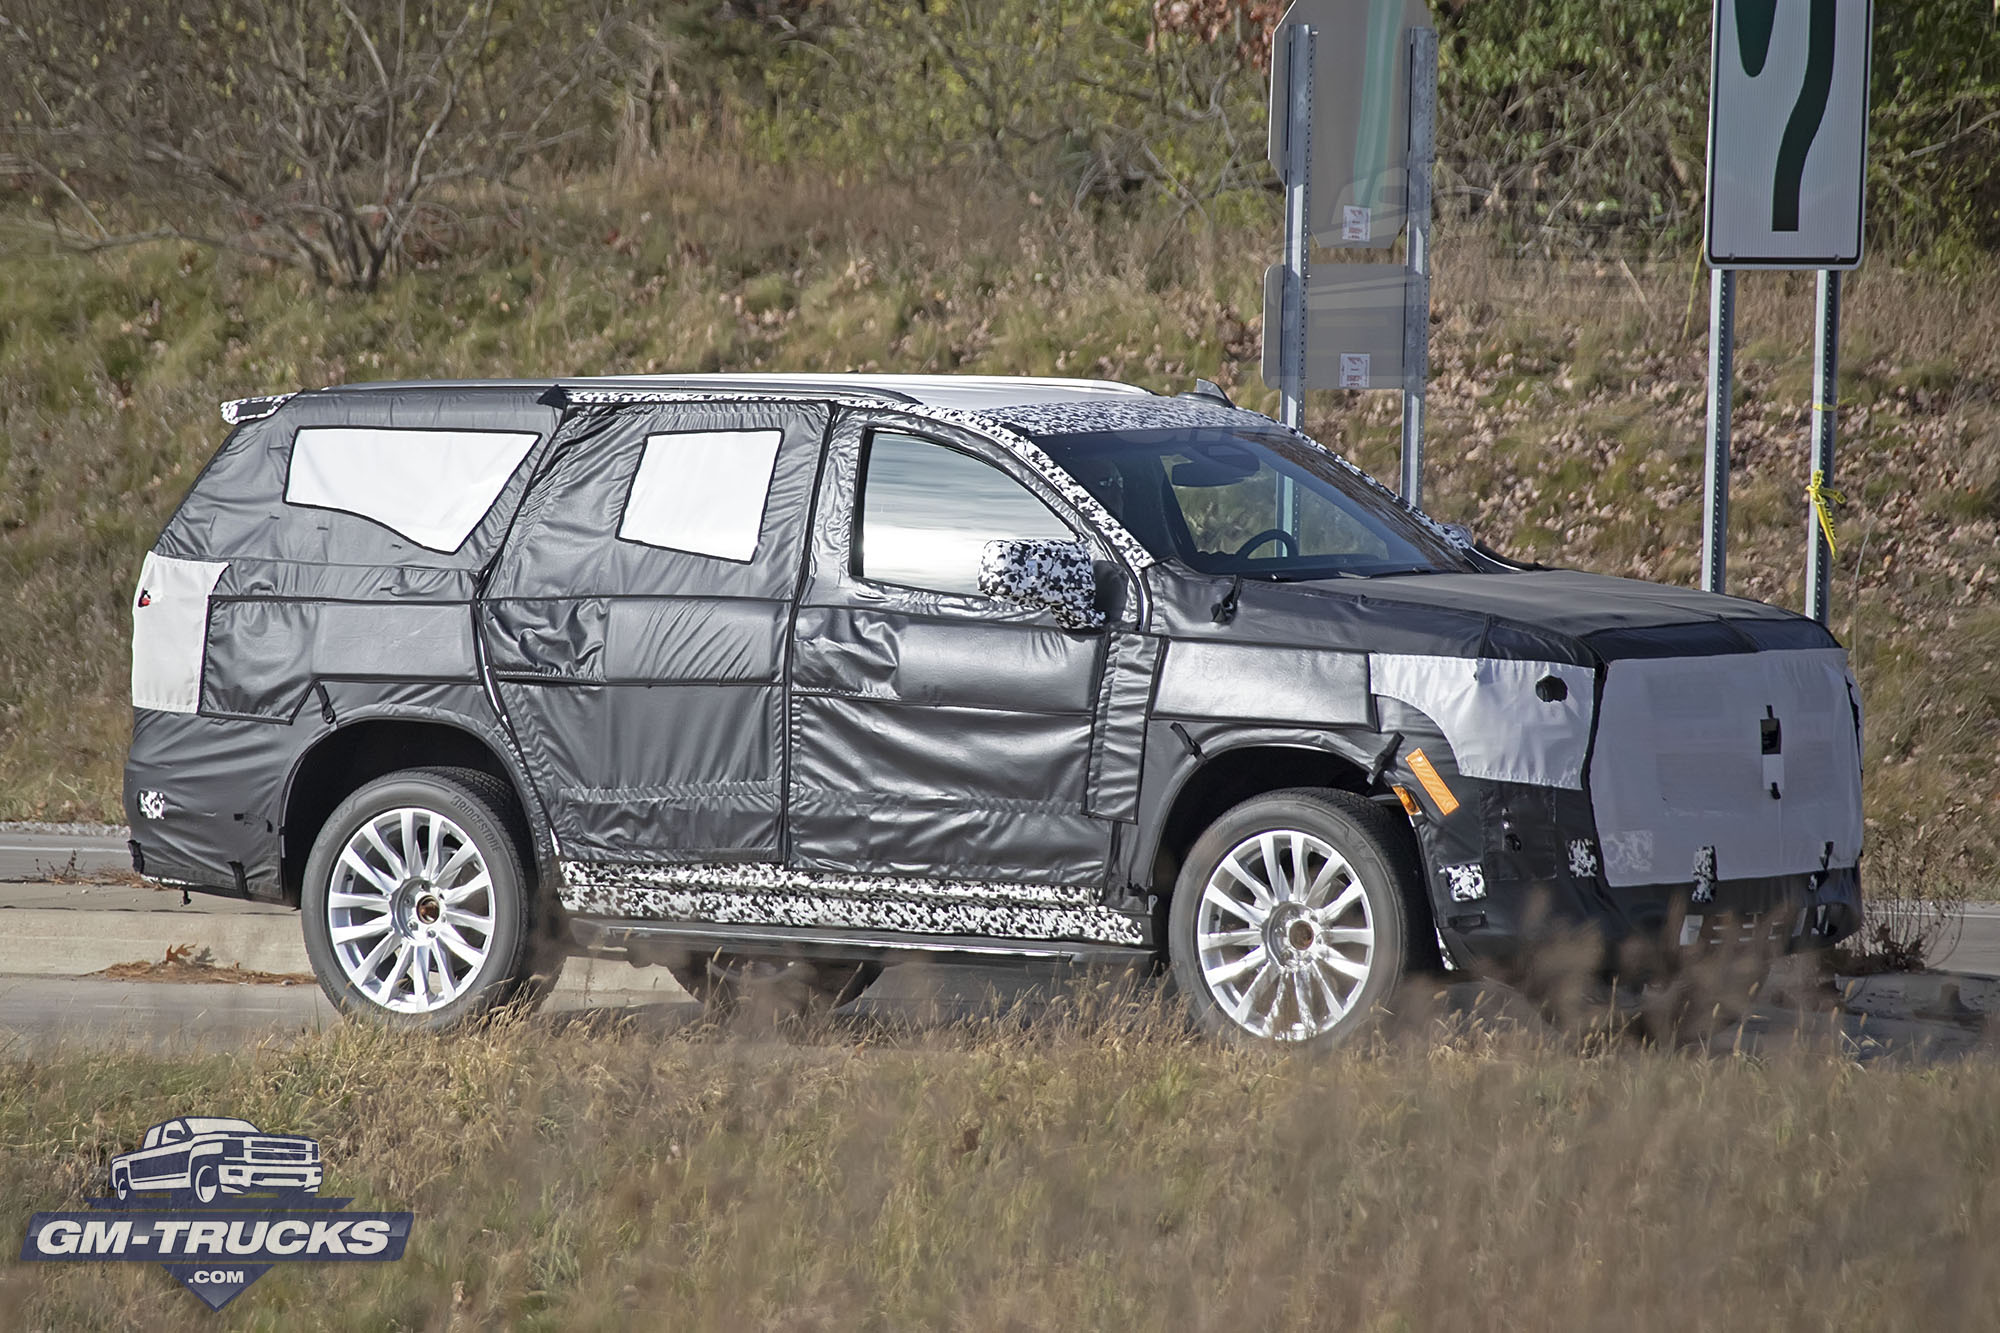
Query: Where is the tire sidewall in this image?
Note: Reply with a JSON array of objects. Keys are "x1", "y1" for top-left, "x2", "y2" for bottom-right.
[
  {"x1": 1168, "y1": 791, "x2": 1410, "y2": 1051},
  {"x1": 300, "y1": 772, "x2": 532, "y2": 1029}
]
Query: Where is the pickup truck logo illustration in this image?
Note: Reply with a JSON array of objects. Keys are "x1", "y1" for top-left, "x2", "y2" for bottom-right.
[
  {"x1": 108, "y1": 1117, "x2": 322, "y2": 1204},
  {"x1": 23, "y1": 1114, "x2": 406, "y2": 1312}
]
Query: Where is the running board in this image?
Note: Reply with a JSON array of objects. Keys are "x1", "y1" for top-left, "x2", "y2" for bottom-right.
[{"x1": 565, "y1": 916, "x2": 1154, "y2": 969}]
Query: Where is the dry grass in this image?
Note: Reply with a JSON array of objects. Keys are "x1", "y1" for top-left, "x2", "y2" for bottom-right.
[
  {"x1": 1, "y1": 992, "x2": 1998, "y2": 1331},
  {"x1": 0, "y1": 152, "x2": 1994, "y2": 885}
]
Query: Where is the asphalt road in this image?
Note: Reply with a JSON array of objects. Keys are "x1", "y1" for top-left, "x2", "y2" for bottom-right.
[
  {"x1": 2, "y1": 968, "x2": 1991, "y2": 1063},
  {"x1": 1927, "y1": 904, "x2": 2000, "y2": 977},
  {"x1": 3, "y1": 825, "x2": 1995, "y2": 1062},
  {"x1": 12, "y1": 828, "x2": 1999, "y2": 971},
  {"x1": 0, "y1": 960, "x2": 1126, "y2": 1051},
  {"x1": 0, "y1": 829, "x2": 131, "y2": 881}
]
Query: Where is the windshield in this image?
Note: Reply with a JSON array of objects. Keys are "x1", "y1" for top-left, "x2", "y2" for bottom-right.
[{"x1": 1030, "y1": 425, "x2": 1473, "y2": 578}]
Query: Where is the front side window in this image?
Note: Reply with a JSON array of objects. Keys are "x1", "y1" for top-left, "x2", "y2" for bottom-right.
[
  {"x1": 1030, "y1": 425, "x2": 1472, "y2": 578},
  {"x1": 855, "y1": 432, "x2": 1075, "y2": 595}
]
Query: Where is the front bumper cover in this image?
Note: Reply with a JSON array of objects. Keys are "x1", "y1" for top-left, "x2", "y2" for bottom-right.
[{"x1": 1409, "y1": 770, "x2": 1861, "y2": 974}]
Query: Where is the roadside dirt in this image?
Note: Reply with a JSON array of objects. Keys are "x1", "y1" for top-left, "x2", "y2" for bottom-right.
[{"x1": 90, "y1": 943, "x2": 315, "y2": 986}]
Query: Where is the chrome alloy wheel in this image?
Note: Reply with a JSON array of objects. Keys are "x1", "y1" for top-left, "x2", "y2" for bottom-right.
[
  {"x1": 1194, "y1": 828, "x2": 1376, "y2": 1042},
  {"x1": 325, "y1": 806, "x2": 496, "y2": 1014}
]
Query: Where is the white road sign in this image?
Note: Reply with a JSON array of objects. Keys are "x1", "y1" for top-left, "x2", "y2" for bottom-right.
[
  {"x1": 1706, "y1": 0, "x2": 1872, "y2": 269},
  {"x1": 1268, "y1": 0, "x2": 1430, "y2": 249},
  {"x1": 1262, "y1": 264, "x2": 1408, "y2": 391}
]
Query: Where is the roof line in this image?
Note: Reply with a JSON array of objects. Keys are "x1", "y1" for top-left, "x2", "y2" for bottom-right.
[{"x1": 555, "y1": 378, "x2": 923, "y2": 404}]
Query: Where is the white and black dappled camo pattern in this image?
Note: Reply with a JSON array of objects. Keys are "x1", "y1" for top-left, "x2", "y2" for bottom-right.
[
  {"x1": 1691, "y1": 844, "x2": 1718, "y2": 904},
  {"x1": 559, "y1": 862, "x2": 1148, "y2": 945},
  {"x1": 219, "y1": 392, "x2": 297, "y2": 425},
  {"x1": 1444, "y1": 862, "x2": 1487, "y2": 902},
  {"x1": 977, "y1": 538, "x2": 1103, "y2": 629},
  {"x1": 1568, "y1": 838, "x2": 1601, "y2": 879},
  {"x1": 990, "y1": 397, "x2": 1473, "y2": 551},
  {"x1": 989, "y1": 395, "x2": 1265, "y2": 439}
]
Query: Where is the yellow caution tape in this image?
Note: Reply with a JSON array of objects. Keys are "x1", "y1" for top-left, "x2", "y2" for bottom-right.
[{"x1": 1807, "y1": 469, "x2": 1847, "y2": 558}]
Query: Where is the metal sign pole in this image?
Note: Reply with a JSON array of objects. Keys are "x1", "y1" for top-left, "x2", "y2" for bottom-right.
[
  {"x1": 1399, "y1": 27, "x2": 1437, "y2": 509},
  {"x1": 1278, "y1": 24, "x2": 1315, "y2": 436},
  {"x1": 1276, "y1": 23, "x2": 1314, "y2": 537},
  {"x1": 1701, "y1": 267, "x2": 1736, "y2": 593},
  {"x1": 1805, "y1": 269, "x2": 1841, "y2": 623}
]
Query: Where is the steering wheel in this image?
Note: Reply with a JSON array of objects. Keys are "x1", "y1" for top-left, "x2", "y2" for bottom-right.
[{"x1": 1232, "y1": 528, "x2": 1299, "y2": 559}]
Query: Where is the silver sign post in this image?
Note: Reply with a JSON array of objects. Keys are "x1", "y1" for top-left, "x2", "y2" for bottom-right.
[
  {"x1": 1398, "y1": 26, "x2": 1436, "y2": 508},
  {"x1": 1277, "y1": 23, "x2": 1315, "y2": 437},
  {"x1": 1805, "y1": 269, "x2": 1841, "y2": 623},
  {"x1": 1701, "y1": 268, "x2": 1736, "y2": 594}
]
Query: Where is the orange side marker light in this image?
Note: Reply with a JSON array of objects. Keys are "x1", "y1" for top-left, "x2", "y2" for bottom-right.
[{"x1": 1406, "y1": 749, "x2": 1460, "y2": 816}]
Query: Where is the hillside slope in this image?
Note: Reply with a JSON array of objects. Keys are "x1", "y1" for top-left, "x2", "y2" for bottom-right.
[{"x1": 1, "y1": 161, "x2": 1992, "y2": 884}]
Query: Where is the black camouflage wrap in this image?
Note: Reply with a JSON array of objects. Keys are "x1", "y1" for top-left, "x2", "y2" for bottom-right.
[{"x1": 126, "y1": 378, "x2": 1863, "y2": 969}]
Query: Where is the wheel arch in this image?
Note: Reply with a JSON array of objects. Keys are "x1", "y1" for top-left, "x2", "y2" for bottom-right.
[
  {"x1": 279, "y1": 712, "x2": 543, "y2": 905},
  {"x1": 1143, "y1": 733, "x2": 1435, "y2": 946}
]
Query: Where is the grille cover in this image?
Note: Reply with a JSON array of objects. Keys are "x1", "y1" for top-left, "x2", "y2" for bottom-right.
[{"x1": 1588, "y1": 648, "x2": 1862, "y2": 889}]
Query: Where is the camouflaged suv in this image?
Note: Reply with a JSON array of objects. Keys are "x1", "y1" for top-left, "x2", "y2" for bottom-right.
[{"x1": 124, "y1": 374, "x2": 1864, "y2": 1044}]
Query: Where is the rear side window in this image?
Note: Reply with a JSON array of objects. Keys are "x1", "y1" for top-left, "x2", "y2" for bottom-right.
[
  {"x1": 856, "y1": 432, "x2": 1074, "y2": 594},
  {"x1": 285, "y1": 427, "x2": 538, "y2": 553},
  {"x1": 618, "y1": 429, "x2": 783, "y2": 562}
]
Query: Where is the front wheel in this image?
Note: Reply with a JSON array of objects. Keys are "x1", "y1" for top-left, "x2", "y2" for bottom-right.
[
  {"x1": 1168, "y1": 789, "x2": 1415, "y2": 1050},
  {"x1": 191, "y1": 1163, "x2": 220, "y2": 1205},
  {"x1": 301, "y1": 768, "x2": 558, "y2": 1030}
]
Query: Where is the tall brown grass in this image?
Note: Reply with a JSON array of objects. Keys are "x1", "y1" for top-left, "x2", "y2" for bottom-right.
[{"x1": 1, "y1": 989, "x2": 1996, "y2": 1331}]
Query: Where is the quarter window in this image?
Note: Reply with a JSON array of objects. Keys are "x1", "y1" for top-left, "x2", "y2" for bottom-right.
[
  {"x1": 285, "y1": 427, "x2": 538, "y2": 553},
  {"x1": 618, "y1": 429, "x2": 784, "y2": 562},
  {"x1": 856, "y1": 432, "x2": 1075, "y2": 595}
]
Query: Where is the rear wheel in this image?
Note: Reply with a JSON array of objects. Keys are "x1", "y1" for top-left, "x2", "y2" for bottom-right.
[
  {"x1": 302, "y1": 768, "x2": 561, "y2": 1029},
  {"x1": 1168, "y1": 789, "x2": 1413, "y2": 1050}
]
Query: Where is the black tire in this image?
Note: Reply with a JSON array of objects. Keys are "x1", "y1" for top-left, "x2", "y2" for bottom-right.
[
  {"x1": 671, "y1": 954, "x2": 881, "y2": 1024},
  {"x1": 111, "y1": 1166, "x2": 131, "y2": 1201},
  {"x1": 301, "y1": 767, "x2": 559, "y2": 1030},
  {"x1": 1167, "y1": 788, "x2": 1415, "y2": 1051},
  {"x1": 438, "y1": 767, "x2": 569, "y2": 1006},
  {"x1": 192, "y1": 1163, "x2": 219, "y2": 1205}
]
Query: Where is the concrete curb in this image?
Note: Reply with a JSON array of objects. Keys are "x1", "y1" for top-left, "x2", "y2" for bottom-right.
[
  {"x1": 1, "y1": 909, "x2": 310, "y2": 976},
  {"x1": 0, "y1": 907, "x2": 685, "y2": 998}
]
